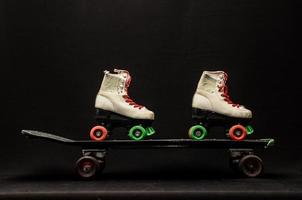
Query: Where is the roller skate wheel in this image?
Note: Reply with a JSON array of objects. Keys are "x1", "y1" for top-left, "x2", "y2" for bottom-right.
[
  {"x1": 188, "y1": 125, "x2": 207, "y2": 140},
  {"x1": 128, "y1": 125, "x2": 146, "y2": 141},
  {"x1": 90, "y1": 126, "x2": 108, "y2": 141},
  {"x1": 229, "y1": 124, "x2": 247, "y2": 141}
]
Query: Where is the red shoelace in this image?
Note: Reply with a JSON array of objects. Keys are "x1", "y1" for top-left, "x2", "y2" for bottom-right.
[
  {"x1": 218, "y1": 72, "x2": 240, "y2": 108},
  {"x1": 123, "y1": 95, "x2": 143, "y2": 109},
  {"x1": 120, "y1": 70, "x2": 143, "y2": 109}
]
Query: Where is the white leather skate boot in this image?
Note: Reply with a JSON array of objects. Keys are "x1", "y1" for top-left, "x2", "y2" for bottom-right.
[
  {"x1": 95, "y1": 69, "x2": 154, "y2": 120},
  {"x1": 192, "y1": 71, "x2": 252, "y2": 118},
  {"x1": 90, "y1": 69, "x2": 155, "y2": 141},
  {"x1": 189, "y1": 71, "x2": 253, "y2": 141}
]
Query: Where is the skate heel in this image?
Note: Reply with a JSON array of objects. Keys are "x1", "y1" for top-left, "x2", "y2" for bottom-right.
[{"x1": 95, "y1": 95, "x2": 114, "y2": 112}]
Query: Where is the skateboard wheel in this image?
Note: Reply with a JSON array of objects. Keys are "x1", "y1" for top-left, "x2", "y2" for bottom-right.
[
  {"x1": 128, "y1": 125, "x2": 146, "y2": 141},
  {"x1": 76, "y1": 156, "x2": 100, "y2": 179},
  {"x1": 229, "y1": 124, "x2": 247, "y2": 141},
  {"x1": 238, "y1": 155, "x2": 263, "y2": 178},
  {"x1": 90, "y1": 126, "x2": 108, "y2": 141},
  {"x1": 188, "y1": 125, "x2": 207, "y2": 140}
]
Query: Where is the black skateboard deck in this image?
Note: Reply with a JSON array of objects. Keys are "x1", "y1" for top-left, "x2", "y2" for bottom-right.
[{"x1": 21, "y1": 130, "x2": 274, "y2": 149}]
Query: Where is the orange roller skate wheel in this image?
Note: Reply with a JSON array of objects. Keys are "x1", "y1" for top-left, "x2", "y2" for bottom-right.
[
  {"x1": 90, "y1": 126, "x2": 108, "y2": 141},
  {"x1": 229, "y1": 124, "x2": 247, "y2": 141}
]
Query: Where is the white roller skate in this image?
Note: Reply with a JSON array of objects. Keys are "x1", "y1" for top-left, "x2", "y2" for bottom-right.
[
  {"x1": 189, "y1": 71, "x2": 253, "y2": 141},
  {"x1": 90, "y1": 69, "x2": 155, "y2": 141}
]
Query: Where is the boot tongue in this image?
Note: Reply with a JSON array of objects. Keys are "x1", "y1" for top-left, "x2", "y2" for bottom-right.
[
  {"x1": 114, "y1": 69, "x2": 143, "y2": 109},
  {"x1": 215, "y1": 71, "x2": 227, "y2": 86},
  {"x1": 205, "y1": 71, "x2": 226, "y2": 82},
  {"x1": 114, "y1": 69, "x2": 130, "y2": 79},
  {"x1": 216, "y1": 72, "x2": 243, "y2": 108},
  {"x1": 114, "y1": 69, "x2": 131, "y2": 93}
]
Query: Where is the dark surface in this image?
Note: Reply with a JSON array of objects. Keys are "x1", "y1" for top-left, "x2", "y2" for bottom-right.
[
  {"x1": 0, "y1": 156, "x2": 301, "y2": 200},
  {"x1": 1, "y1": 0, "x2": 302, "y2": 199},
  {"x1": 1, "y1": 173, "x2": 302, "y2": 200}
]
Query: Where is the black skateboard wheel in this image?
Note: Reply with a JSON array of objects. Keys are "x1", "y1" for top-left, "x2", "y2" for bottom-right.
[
  {"x1": 76, "y1": 156, "x2": 100, "y2": 178},
  {"x1": 238, "y1": 155, "x2": 263, "y2": 177}
]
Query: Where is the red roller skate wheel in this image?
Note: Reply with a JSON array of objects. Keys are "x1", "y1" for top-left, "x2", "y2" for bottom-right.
[
  {"x1": 229, "y1": 124, "x2": 247, "y2": 141},
  {"x1": 90, "y1": 126, "x2": 108, "y2": 141}
]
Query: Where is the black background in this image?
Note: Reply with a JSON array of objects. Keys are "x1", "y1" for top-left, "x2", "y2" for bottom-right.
[{"x1": 1, "y1": 0, "x2": 302, "y2": 197}]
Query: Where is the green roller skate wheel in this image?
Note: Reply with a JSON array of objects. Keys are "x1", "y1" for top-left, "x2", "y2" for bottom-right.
[
  {"x1": 246, "y1": 125, "x2": 254, "y2": 135},
  {"x1": 128, "y1": 125, "x2": 147, "y2": 141},
  {"x1": 188, "y1": 125, "x2": 207, "y2": 140}
]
